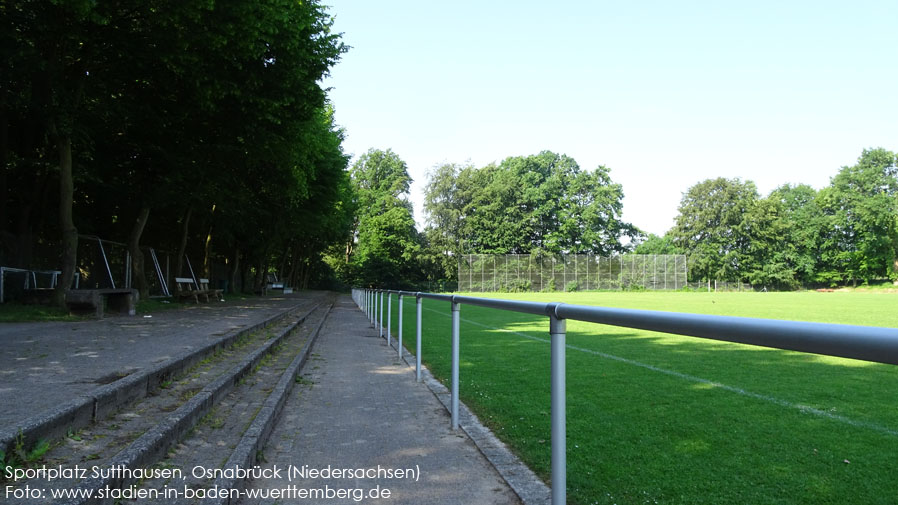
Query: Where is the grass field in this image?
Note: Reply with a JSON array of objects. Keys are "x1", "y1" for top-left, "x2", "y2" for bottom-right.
[{"x1": 382, "y1": 291, "x2": 898, "y2": 505}]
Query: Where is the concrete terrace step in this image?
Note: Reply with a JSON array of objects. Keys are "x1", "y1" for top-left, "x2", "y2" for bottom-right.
[
  {"x1": 3, "y1": 298, "x2": 334, "y2": 504},
  {"x1": 0, "y1": 294, "x2": 320, "y2": 453}
]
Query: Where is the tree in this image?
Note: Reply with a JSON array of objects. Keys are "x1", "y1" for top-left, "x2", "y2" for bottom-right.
[
  {"x1": 634, "y1": 234, "x2": 681, "y2": 255},
  {"x1": 557, "y1": 165, "x2": 640, "y2": 254},
  {"x1": 739, "y1": 195, "x2": 796, "y2": 289},
  {"x1": 423, "y1": 151, "x2": 637, "y2": 257},
  {"x1": 422, "y1": 162, "x2": 472, "y2": 281},
  {"x1": 2, "y1": 0, "x2": 349, "y2": 301},
  {"x1": 348, "y1": 149, "x2": 421, "y2": 288},
  {"x1": 766, "y1": 184, "x2": 825, "y2": 286},
  {"x1": 817, "y1": 148, "x2": 898, "y2": 284},
  {"x1": 670, "y1": 178, "x2": 759, "y2": 282}
]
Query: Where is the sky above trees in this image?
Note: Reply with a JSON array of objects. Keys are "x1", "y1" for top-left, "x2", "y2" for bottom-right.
[{"x1": 324, "y1": 0, "x2": 898, "y2": 235}]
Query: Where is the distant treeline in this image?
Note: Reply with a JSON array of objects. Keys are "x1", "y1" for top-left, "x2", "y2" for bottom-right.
[
  {"x1": 641, "y1": 148, "x2": 898, "y2": 289},
  {"x1": 340, "y1": 147, "x2": 898, "y2": 291},
  {"x1": 336, "y1": 149, "x2": 640, "y2": 289},
  {"x1": 1, "y1": 1, "x2": 353, "y2": 303}
]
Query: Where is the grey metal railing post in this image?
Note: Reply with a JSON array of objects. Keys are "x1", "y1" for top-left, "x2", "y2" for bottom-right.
[
  {"x1": 387, "y1": 293, "x2": 392, "y2": 347},
  {"x1": 379, "y1": 291, "x2": 384, "y2": 337},
  {"x1": 451, "y1": 299, "x2": 460, "y2": 430},
  {"x1": 549, "y1": 311, "x2": 567, "y2": 505},
  {"x1": 416, "y1": 293, "x2": 423, "y2": 382},
  {"x1": 398, "y1": 293, "x2": 404, "y2": 359}
]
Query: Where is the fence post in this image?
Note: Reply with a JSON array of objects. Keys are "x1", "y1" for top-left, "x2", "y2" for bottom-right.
[
  {"x1": 451, "y1": 299, "x2": 460, "y2": 430},
  {"x1": 416, "y1": 293, "x2": 422, "y2": 382},
  {"x1": 398, "y1": 292, "x2": 404, "y2": 359},
  {"x1": 549, "y1": 309, "x2": 567, "y2": 505},
  {"x1": 387, "y1": 292, "x2": 392, "y2": 347},
  {"x1": 379, "y1": 291, "x2": 384, "y2": 337}
]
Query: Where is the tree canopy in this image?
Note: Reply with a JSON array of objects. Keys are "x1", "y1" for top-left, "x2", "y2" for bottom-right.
[
  {"x1": 423, "y1": 151, "x2": 638, "y2": 261},
  {"x1": 662, "y1": 148, "x2": 898, "y2": 288},
  {"x1": 345, "y1": 148, "x2": 421, "y2": 288},
  {"x1": 1, "y1": 0, "x2": 352, "y2": 302}
]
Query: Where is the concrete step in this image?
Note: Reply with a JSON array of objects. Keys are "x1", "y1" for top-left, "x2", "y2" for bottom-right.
[{"x1": 3, "y1": 297, "x2": 333, "y2": 504}]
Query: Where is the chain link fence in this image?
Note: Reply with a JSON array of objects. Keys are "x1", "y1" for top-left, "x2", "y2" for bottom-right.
[{"x1": 457, "y1": 254, "x2": 688, "y2": 292}]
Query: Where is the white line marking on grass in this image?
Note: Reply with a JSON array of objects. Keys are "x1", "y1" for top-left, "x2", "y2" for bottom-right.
[{"x1": 422, "y1": 305, "x2": 898, "y2": 437}]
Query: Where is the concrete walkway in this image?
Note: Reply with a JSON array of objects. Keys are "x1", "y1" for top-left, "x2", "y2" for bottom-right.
[{"x1": 240, "y1": 295, "x2": 522, "y2": 505}]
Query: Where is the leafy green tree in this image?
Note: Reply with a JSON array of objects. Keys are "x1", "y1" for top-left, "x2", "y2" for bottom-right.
[
  {"x1": 817, "y1": 148, "x2": 898, "y2": 284},
  {"x1": 739, "y1": 195, "x2": 797, "y2": 289},
  {"x1": 2, "y1": 0, "x2": 349, "y2": 300},
  {"x1": 558, "y1": 165, "x2": 639, "y2": 254},
  {"x1": 423, "y1": 151, "x2": 637, "y2": 257},
  {"x1": 463, "y1": 162, "x2": 530, "y2": 253},
  {"x1": 670, "y1": 178, "x2": 759, "y2": 282},
  {"x1": 422, "y1": 162, "x2": 473, "y2": 281},
  {"x1": 349, "y1": 149, "x2": 421, "y2": 288},
  {"x1": 766, "y1": 184, "x2": 825, "y2": 286},
  {"x1": 634, "y1": 234, "x2": 681, "y2": 254}
]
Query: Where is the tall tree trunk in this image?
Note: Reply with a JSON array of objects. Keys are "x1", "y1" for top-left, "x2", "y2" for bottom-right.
[
  {"x1": 286, "y1": 244, "x2": 300, "y2": 288},
  {"x1": 175, "y1": 207, "x2": 192, "y2": 280},
  {"x1": 52, "y1": 134, "x2": 77, "y2": 307},
  {"x1": 254, "y1": 260, "x2": 266, "y2": 293},
  {"x1": 301, "y1": 261, "x2": 312, "y2": 290},
  {"x1": 14, "y1": 204, "x2": 33, "y2": 268},
  {"x1": 241, "y1": 260, "x2": 252, "y2": 294},
  {"x1": 228, "y1": 248, "x2": 240, "y2": 295},
  {"x1": 202, "y1": 204, "x2": 216, "y2": 279},
  {"x1": 0, "y1": 108, "x2": 8, "y2": 247},
  {"x1": 128, "y1": 206, "x2": 151, "y2": 299},
  {"x1": 277, "y1": 245, "x2": 290, "y2": 282}
]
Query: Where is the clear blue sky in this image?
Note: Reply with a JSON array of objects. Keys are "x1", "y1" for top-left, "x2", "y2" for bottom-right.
[{"x1": 323, "y1": 0, "x2": 898, "y2": 236}]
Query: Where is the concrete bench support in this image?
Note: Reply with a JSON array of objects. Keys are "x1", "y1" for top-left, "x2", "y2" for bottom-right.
[{"x1": 65, "y1": 288, "x2": 138, "y2": 318}]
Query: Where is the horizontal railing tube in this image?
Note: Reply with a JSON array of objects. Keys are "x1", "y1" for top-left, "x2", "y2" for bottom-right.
[
  {"x1": 418, "y1": 292, "x2": 454, "y2": 302},
  {"x1": 553, "y1": 304, "x2": 898, "y2": 366},
  {"x1": 451, "y1": 294, "x2": 552, "y2": 316}
]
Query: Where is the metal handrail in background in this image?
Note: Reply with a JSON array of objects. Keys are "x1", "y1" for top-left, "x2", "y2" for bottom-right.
[{"x1": 351, "y1": 288, "x2": 898, "y2": 505}]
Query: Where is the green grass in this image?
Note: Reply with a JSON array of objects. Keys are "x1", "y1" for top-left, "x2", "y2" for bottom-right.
[
  {"x1": 0, "y1": 303, "x2": 81, "y2": 322},
  {"x1": 383, "y1": 291, "x2": 898, "y2": 505},
  {"x1": 136, "y1": 297, "x2": 182, "y2": 314}
]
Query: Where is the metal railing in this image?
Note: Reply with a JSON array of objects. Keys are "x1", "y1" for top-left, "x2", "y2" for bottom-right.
[{"x1": 351, "y1": 288, "x2": 898, "y2": 505}]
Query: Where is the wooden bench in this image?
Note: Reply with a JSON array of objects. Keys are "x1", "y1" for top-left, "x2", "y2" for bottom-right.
[
  {"x1": 65, "y1": 288, "x2": 138, "y2": 318},
  {"x1": 199, "y1": 278, "x2": 224, "y2": 301},
  {"x1": 174, "y1": 277, "x2": 205, "y2": 303}
]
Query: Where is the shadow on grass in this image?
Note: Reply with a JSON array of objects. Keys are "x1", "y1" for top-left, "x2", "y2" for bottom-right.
[{"x1": 0, "y1": 303, "x2": 80, "y2": 322}]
